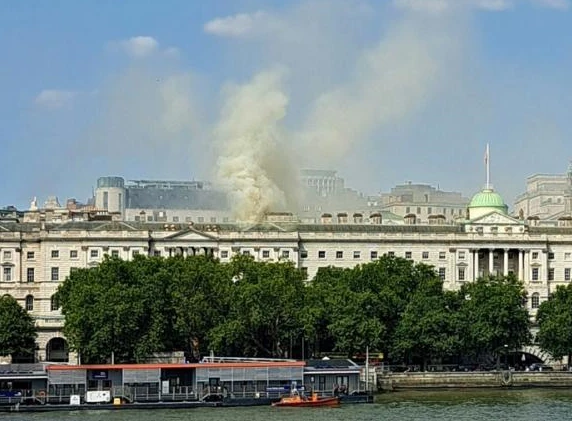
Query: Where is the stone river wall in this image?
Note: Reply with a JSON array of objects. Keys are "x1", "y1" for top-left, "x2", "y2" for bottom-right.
[{"x1": 377, "y1": 371, "x2": 572, "y2": 391}]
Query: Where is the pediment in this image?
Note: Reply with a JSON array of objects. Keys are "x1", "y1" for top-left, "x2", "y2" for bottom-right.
[
  {"x1": 469, "y1": 211, "x2": 521, "y2": 225},
  {"x1": 164, "y1": 228, "x2": 217, "y2": 241}
]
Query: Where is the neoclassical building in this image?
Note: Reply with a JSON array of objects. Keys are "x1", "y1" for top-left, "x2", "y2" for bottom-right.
[{"x1": 1, "y1": 185, "x2": 571, "y2": 364}]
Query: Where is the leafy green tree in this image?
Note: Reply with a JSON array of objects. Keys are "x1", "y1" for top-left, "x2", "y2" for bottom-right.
[
  {"x1": 0, "y1": 295, "x2": 37, "y2": 361},
  {"x1": 392, "y1": 279, "x2": 461, "y2": 369},
  {"x1": 536, "y1": 284, "x2": 572, "y2": 365},
  {"x1": 170, "y1": 255, "x2": 232, "y2": 360},
  {"x1": 457, "y1": 275, "x2": 531, "y2": 361},
  {"x1": 56, "y1": 256, "x2": 172, "y2": 363},
  {"x1": 305, "y1": 255, "x2": 442, "y2": 361},
  {"x1": 209, "y1": 255, "x2": 306, "y2": 357}
]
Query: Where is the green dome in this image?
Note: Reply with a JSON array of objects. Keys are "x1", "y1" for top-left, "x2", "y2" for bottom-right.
[{"x1": 468, "y1": 188, "x2": 507, "y2": 212}]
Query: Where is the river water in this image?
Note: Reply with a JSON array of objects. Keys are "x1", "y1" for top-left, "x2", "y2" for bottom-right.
[{"x1": 8, "y1": 389, "x2": 572, "y2": 421}]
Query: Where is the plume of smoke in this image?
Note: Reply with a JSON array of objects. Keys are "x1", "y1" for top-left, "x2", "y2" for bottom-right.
[
  {"x1": 298, "y1": 16, "x2": 463, "y2": 169},
  {"x1": 214, "y1": 70, "x2": 298, "y2": 222}
]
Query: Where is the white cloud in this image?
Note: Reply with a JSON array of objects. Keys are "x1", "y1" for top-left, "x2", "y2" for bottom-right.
[
  {"x1": 531, "y1": 0, "x2": 569, "y2": 9},
  {"x1": 393, "y1": 0, "x2": 513, "y2": 12},
  {"x1": 34, "y1": 89, "x2": 78, "y2": 108},
  {"x1": 394, "y1": 0, "x2": 569, "y2": 11},
  {"x1": 118, "y1": 36, "x2": 159, "y2": 58},
  {"x1": 203, "y1": 11, "x2": 276, "y2": 37}
]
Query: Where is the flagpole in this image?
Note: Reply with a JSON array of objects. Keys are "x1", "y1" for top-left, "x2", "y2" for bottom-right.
[{"x1": 486, "y1": 143, "x2": 490, "y2": 190}]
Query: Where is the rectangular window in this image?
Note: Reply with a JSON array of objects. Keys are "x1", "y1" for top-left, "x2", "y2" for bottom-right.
[
  {"x1": 566, "y1": 252, "x2": 572, "y2": 260},
  {"x1": 353, "y1": 251, "x2": 361, "y2": 259},
  {"x1": 370, "y1": 251, "x2": 378, "y2": 260},
  {"x1": 405, "y1": 251, "x2": 412, "y2": 259},
  {"x1": 51, "y1": 250, "x2": 59, "y2": 258},
  {"x1": 388, "y1": 251, "x2": 395, "y2": 257},
  {"x1": 565, "y1": 268, "x2": 571, "y2": 281},
  {"x1": 318, "y1": 251, "x2": 326, "y2": 259},
  {"x1": 548, "y1": 252, "x2": 555, "y2": 260},
  {"x1": 210, "y1": 217, "x2": 217, "y2": 223},
  {"x1": 300, "y1": 250, "x2": 308, "y2": 259},
  {"x1": 3, "y1": 267, "x2": 12, "y2": 282},
  {"x1": 173, "y1": 216, "x2": 179, "y2": 222},
  {"x1": 422, "y1": 251, "x2": 429, "y2": 259},
  {"x1": 262, "y1": 250, "x2": 270, "y2": 258},
  {"x1": 458, "y1": 268, "x2": 465, "y2": 281},
  {"x1": 438, "y1": 268, "x2": 446, "y2": 281},
  {"x1": 3, "y1": 251, "x2": 11, "y2": 260},
  {"x1": 132, "y1": 251, "x2": 139, "y2": 258},
  {"x1": 103, "y1": 191, "x2": 109, "y2": 209},
  {"x1": 242, "y1": 250, "x2": 251, "y2": 256},
  {"x1": 417, "y1": 207, "x2": 421, "y2": 214},
  {"x1": 220, "y1": 250, "x2": 229, "y2": 259},
  {"x1": 281, "y1": 250, "x2": 290, "y2": 259},
  {"x1": 111, "y1": 250, "x2": 119, "y2": 258},
  {"x1": 198, "y1": 217, "x2": 205, "y2": 223},
  {"x1": 428, "y1": 207, "x2": 432, "y2": 215},
  {"x1": 185, "y1": 216, "x2": 193, "y2": 222},
  {"x1": 458, "y1": 251, "x2": 466, "y2": 260},
  {"x1": 532, "y1": 252, "x2": 539, "y2": 260},
  {"x1": 439, "y1": 252, "x2": 446, "y2": 260},
  {"x1": 70, "y1": 250, "x2": 78, "y2": 259},
  {"x1": 532, "y1": 268, "x2": 539, "y2": 281},
  {"x1": 147, "y1": 216, "x2": 153, "y2": 222},
  {"x1": 51, "y1": 267, "x2": 59, "y2": 281},
  {"x1": 90, "y1": 249, "x2": 99, "y2": 258},
  {"x1": 26, "y1": 251, "x2": 35, "y2": 260},
  {"x1": 27, "y1": 268, "x2": 34, "y2": 283},
  {"x1": 70, "y1": 267, "x2": 79, "y2": 274},
  {"x1": 405, "y1": 207, "x2": 410, "y2": 213},
  {"x1": 548, "y1": 268, "x2": 555, "y2": 281},
  {"x1": 154, "y1": 250, "x2": 161, "y2": 257},
  {"x1": 336, "y1": 251, "x2": 343, "y2": 259}
]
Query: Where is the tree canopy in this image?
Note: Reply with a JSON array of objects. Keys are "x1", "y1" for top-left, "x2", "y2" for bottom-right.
[
  {"x1": 55, "y1": 254, "x2": 534, "y2": 365},
  {"x1": 0, "y1": 295, "x2": 37, "y2": 360},
  {"x1": 536, "y1": 284, "x2": 572, "y2": 362}
]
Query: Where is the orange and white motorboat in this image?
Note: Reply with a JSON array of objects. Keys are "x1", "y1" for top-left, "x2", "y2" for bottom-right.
[{"x1": 272, "y1": 390, "x2": 340, "y2": 408}]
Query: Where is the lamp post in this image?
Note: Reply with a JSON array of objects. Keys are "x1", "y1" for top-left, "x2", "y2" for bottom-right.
[{"x1": 504, "y1": 344, "x2": 508, "y2": 369}]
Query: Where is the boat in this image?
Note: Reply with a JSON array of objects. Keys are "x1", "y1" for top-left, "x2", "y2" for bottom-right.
[{"x1": 272, "y1": 389, "x2": 340, "y2": 408}]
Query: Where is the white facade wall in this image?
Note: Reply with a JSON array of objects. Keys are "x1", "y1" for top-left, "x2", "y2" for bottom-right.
[{"x1": 3, "y1": 216, "x2": 572, "y2": 362}]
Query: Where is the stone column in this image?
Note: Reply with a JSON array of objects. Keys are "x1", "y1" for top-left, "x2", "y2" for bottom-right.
[
  {"x1": 518, "y1": 250, "x2": 524, "y2": 281},
  {"x1": 543, "y1": 250, "x2": 549, "y2": 283},
  {"x1": 473, "y1": 249, "x2": 479, "y2": 281},
  {"x1": 523, "y1": 251, "x2": 529, "y2": 282},
  {"x1": 488, "y1": 249, "x2": 494, "y2": 276},
  {"x1": 503, "y1": 248, "x2": 509, "y2": 276}
]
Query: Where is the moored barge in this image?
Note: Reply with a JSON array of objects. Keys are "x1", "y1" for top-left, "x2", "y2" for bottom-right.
[{"x1": 0, "y1": 357, "x2": 372, "y2": 412}]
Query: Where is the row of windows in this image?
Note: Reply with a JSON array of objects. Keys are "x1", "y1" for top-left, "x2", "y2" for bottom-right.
[
  {"x1": 2, "y1": 266, "x2": 80, "y2": 282},
  {"x1": 22, "y1": 295, "x2": 59, "y2": 311},
  {"x1": 314, "y1": 250, "x2": 449, "y2": 260},
  {"x1": 404, "y1": 207, "x2": 464, "y2": 216},
  {"x1": 26, "y1": 249, "x2": 139, "y2": 260},
  {"x1": 134, "y1": 215, "x2": 230, "y2": 223}
]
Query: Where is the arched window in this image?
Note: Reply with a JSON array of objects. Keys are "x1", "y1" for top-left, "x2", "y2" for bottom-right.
[
  {"x1": 531, "y1": 293, "x2": 540, "y2": 309},
  {"x1": 25, "y1": 295, "x2": 34, "y2": 311},
  {"x1": 50, "y1": 295, "x2": 59, "y2": 311}
]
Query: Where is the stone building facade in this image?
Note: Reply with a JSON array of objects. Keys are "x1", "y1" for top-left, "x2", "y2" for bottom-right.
[{"x1": 1, "y1": 185, "x2": 571, "y2": 364}]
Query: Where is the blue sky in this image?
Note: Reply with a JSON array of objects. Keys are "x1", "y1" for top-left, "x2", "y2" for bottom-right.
[{"x1": 1, "y1": 0, "x2": 571, "y2": 211}]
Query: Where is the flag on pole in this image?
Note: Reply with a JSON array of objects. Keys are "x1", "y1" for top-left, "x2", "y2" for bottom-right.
[{"x1": 484, "y1": 143, "x2": 489, "y2": 165}]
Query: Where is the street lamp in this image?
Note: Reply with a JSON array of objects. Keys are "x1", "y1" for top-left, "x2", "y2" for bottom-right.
[{"x1": 504, "y1": 344, "x2": 509, "y2": 369}]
